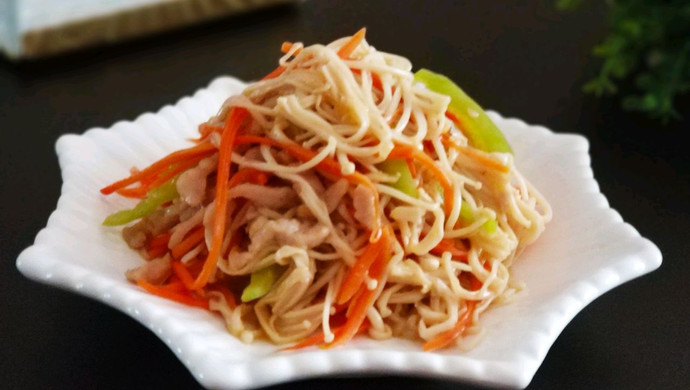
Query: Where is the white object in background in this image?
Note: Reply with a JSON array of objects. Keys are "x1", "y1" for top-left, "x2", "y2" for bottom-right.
[
  {"x1": 16, "y1": 76, "x2": 662, "y2": 389},
  {"x1": 0, "y1": 0, "x2": 296, "y2": 59}
]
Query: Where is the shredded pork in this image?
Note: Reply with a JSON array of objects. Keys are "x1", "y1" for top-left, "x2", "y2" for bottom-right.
[
  {"x1": 352, "y1": 184, "x2": 376, "y2": 230},
  {"x1": 125, "y1": 255, "x2": 172, "y2": 284}
]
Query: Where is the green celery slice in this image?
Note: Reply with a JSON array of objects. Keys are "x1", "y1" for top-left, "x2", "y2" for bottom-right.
[
  {"x1": 378, "y1": 158, "x2": 419, "y2": 198},
  {"x1": 241, "y1": 264, "x2": 285, "y2": 302},
  {"x1": 414, "y1": 68, "x2": 512, "y2": 154},
  {"x1": 102, "y1": 179, "x2": 179, "y2": 226}
]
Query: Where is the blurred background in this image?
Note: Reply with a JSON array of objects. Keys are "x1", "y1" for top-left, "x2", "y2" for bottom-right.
[{"x1": 1, "y1": 1, "x2": 688, "y2": 389}]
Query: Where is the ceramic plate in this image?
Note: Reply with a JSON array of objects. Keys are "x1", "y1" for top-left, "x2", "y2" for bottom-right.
[{"x1": 16, "y1": 76, "x2": 662, "y2": 389}]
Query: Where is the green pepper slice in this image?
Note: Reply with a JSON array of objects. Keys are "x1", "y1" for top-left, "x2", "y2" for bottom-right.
[
  {"x1": 241, "y1": 264, "x2": 285, "y2": 302},
  {"x1": 459, "y1": 202, "x2": 497, "y2": 235},
  {"x1": 378, "y1": 158, "x2": 419, "y2": 198},
  {"x1": 414, "y1": 68, "x2": 512, "y2": 154},
  {"x1": 102, "y1": 179, "x2": 179, "y2": 226}
]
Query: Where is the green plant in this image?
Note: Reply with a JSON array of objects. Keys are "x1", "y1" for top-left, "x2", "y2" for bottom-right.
[{"x1": 558, "y1": 0, "x2": 690, "y2": 121}]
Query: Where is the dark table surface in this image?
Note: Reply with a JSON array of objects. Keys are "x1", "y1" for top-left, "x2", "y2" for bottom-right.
[{"x1": 2, "y1": 1, "x2": 688, "y2": 389}]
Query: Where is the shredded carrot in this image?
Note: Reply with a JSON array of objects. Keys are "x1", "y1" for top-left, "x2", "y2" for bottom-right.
[
  {"x1": 115, "y1": 187, "x2": 148, "y2": 199},
  {"x1": 338, "y1": 28, "x2": 383, "y2": 91},
  {"x1": 146, "y1": 233, "x2": 171, "y2": 258},
  {"x1": 192, "y1": 107, "x2": 248, "y2": 289},
  {"x1": 228, "y1": 167, "x2": 269, "y2": 188},
  {"x1": 337, "y1": 227, "x2": 390, "y2": 304},
  {"x1": 328, "y1": 286, "x2": 376, "y2": 348},
  {"x1": 137, "y1": 280, "x2": 209, "y2": 309},
  {"x1": 337, "y1": 28, "x2": 366, "y2": 58},
  {"x1": 367, "y1": 242, "x2": 391, "y2": 280},
  {"x1": 281, "y1": 41, "x2": 293, "y2": 53},
  {"x1": 282, "y1": 330, "x2": 329, "y2": 351},
  {"x1": 100, "y1": 142, "x2": 216, "y2": 195},
  {"x1": 148, "y1": 232, "x2": 171, "y2": 249},
  {"x1": 442, "y1": 134, "x2": 510, "y2": 174},
  {"x1": 185, "y1": 257, "x2": 205, "y2": 278},
  {"x1": 146, "y1": 246, "x2": 168, "y2": 259},
  {"x1": 280, "y1": 41, "x2": 303, "y2": 57},
  {"x1": 389, "y1": 144, "x2": 454, "y2": 216},
  {"x1": 430, "y1": 238, "x2": 468, "y2": 261},
  {"x1": 162, "y1": 280, "x2": 187, "y2": 293},
  {"x1": 328, "y1": 237, "x2": 390, "y2": 348},
  {"x1": 156, "y1": 155, "x2": 210, "y2": 185},
  {"x1": 262, "y1": 66, "x2": 286, "y2": 80},
  {"x1": 387, "y1": 105, "x2": 404, "y2": 126},
  {"x1": 371, "y1": 73, "x2": 383, "y2": 91},
  {"x1": 171, "y1": 227, "x2": 205, "y2": 260},
  {"x1": 171, "y1": 261, "x2": 201, "y2": 293},
  {"x1": 445, "y1": 111, "x2": 461, "y2": 126},
  {"x1": 422, "y1": 301, "x2": 476, "y2": 351},
  {"x1": 282, "y1": 320, "x2": 370, "y2": 351},
  {"x1": 423, "y1": 276, "x2": 481, "y2": 351},
  {"x1": 337, "y1": 28, "x2": 382, "y2": 92}
]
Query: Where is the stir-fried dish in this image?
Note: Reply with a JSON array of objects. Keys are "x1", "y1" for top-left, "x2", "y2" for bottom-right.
[{"x1": 100, "y1": 29, "x2": 552, "y2": 351}]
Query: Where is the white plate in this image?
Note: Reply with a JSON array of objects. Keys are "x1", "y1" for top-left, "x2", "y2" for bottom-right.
[{"x1": 16, "y1": 76, "x2": 662, "y2": 389}]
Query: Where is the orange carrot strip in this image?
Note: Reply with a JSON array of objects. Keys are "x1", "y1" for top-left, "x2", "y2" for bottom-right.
[
  {"x1": 148, "y1": 232, "x2": 171, "y2": 249},
  {"x1": 162, "y1": 280, "x2": 187, "y2": 293},
  {"x1": 337, "y1": 28, "x2": 366, "y2": 58},
  {"x1": 187, "y1": 141, "x2": 269, "y2": 290},
  {"x1": 228, "y1": 167, "x2": 267, "y2": 187},
  {"x1": 327, "y1": 287, "x2": 376, "y2": 348},
  {"x1": 115, "y1": 187, "x2": 148, "y2": 199},
  {"x1": 423, "y1": 276, "x2": 481, "y2": 351},
  {"x1": 387, "y1": 105, "x2": 404, "y2": 126},
  {"x1": 282, "y1": 331, "x2": 328, "y2": 351},
  {"x1": 146, "y1": 246, "x2": 168, "y2": 259},
  {"x1": 171, "y1": 226, "x2": 205, "y2": 260},
  {"x1": 280, "y1": 41, "x2": 303, "y2": 56},
  {"x1": 262, "y1": 66, "x2": 286, "y2": 80},
  {"x1": 368, "y1": 241, "x2": 391, "y2": 280},
  {"x1": 445, "y1": 111, "x2": 461, "y2": 126},
  {"x1": 344, "y1": 285, "x2": 365, "y2": 318},
  {"x1": 337, "y1": 227, "x2": 390, "y2": 304},
  {"x1": 328, "y1": 234, "x2": 390, "y2": 348},
  {"x1": 101, "y1": 142, "x2": 216, "y2": 195},
  {"x1": 422, "y1": 301, "x2": 476, "y2": 351},
  {"x1": 430, "y1": 238, "x2": 468, "y2": 261},
  {"x1": 184, "y1": 258, "x2": 205, "y2": 280},
  {"x1": 442, "y1": 134, "x2": 510, "y2": 174},
  {"x1": 152, "y1": 157, "x2": 207, "y2": 187},
  {"x1": 116, "y1": 157, "x2": 201, "y2": 198},
  {"x1": 137, "y1": 280, "x2": 209, "y2": 309},
  {"x1": 171, "y1": 261, "x2": 201, "y2": 294},
  {"x1": 371, "y1": 73, "x2": 383, "y2": 91},
  {"x1": 389, "y1": 144, "x2": 454, "y2": 216},
  {"x1": 282, "y1": 320, "x2": 370, "y2": 351},
  {"x1": 193, "y1": 107, "x2": 248, "y2": 289}
]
